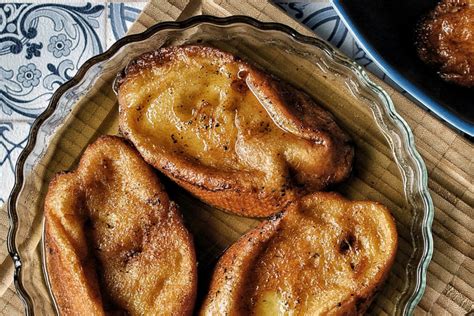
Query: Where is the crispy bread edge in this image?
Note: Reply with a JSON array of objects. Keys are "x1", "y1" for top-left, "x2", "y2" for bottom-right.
[
  {"x1": 201, "y1": 192, "x2": 398, "y2": 315},
  {"x1": 117, "y1": 45, "x2": 354, "y2": 217},
  {"x1": 44, "y1": 172, "x2": 106, "y2": 316},
  {"x1": 200, "y1": 212, "x2": 285, "y2": 315},
  {"x1": 44, "y1": 135, "x2": 197, "y2": 315}
]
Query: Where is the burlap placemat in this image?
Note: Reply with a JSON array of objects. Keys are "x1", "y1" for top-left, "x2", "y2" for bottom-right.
[{"x1": 1, "y1": 0, "x2": 472, "y2": 314}]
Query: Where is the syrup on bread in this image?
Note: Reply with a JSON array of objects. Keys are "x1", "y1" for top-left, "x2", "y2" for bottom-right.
[
  {"x1": 117, "y1": 45, "x2": 354, "y2": 217},
  {"x1": 201, "y1": 192, "x2": 398, "y2": 315}
]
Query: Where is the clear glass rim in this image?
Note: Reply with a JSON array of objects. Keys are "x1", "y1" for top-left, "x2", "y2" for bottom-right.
[{"x1": 6, "y1": 15, "x2": 434, "y2": 315}]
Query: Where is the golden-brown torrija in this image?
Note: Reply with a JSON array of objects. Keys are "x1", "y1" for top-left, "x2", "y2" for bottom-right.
[
  {"x1": 44, "y1": 136, "x2": 197, "y2": 316},
  {"x1": 116, "y1": 45, "x2": 354, "y2": 217},
  {"x1": 416, "y1": 0, "x2": 474, "y2": 87},
  {"x1": 201, "y1": 192, "x2": 398, "y2": 316}
]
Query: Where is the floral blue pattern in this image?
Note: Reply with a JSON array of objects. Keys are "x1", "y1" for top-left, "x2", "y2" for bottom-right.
[
  {"x1": 0, "y1": 3, "x2": 106, "y2": 120},
  {"x1": 0, "y1": 67, "x2": 22, "y2": 116},
  {"x1": 0, "y1": 2, "x2": 145, "y2": 204},
  {"x1": 17, "y1": 63, "x2": 41, "y2": 88},
  {"x1": 47, "y1": 33, "x2": 72, "y2": 58},
  {"x1": 25, "y1": 42, "x2": 42, "y2": 59},
  {"x1": 0, "y1": 120, "x2": 30, "y2": 205}
]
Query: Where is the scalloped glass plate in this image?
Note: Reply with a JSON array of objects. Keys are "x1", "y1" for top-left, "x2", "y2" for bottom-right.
[{"x1": 7, "y1": 16, "x2": 433, "y2": 315}]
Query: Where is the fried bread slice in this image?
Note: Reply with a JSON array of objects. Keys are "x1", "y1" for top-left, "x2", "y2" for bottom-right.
[
  {"x1": 116, "y1": 45, "x2": 354, "y2": 217},
  {"x1": 415, "y1": 0, "x2": 474, "y2": 87},
  {"x1": 44, "y1": 136, "x2": 197, "y2": 316},
  {"x1": 201, "y1": 192, "x2": 398, "y2": 315}
]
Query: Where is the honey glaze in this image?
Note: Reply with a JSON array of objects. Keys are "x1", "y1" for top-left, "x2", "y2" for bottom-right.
[
  {"x1": 416, "y1": 0, "x2": 474, "y2": 87},
  {"x1": 118, "y1": 46, "x2": 353, "y2": 198},
  {"x1": 201, "y1": 193, "x2": 398, "y2": 316},
  {"x1": 246, "y1": 198, "x2": 394, "y2": 314}
]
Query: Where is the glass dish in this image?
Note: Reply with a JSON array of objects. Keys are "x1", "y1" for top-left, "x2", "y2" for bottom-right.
[{"x1": 7, "y1": 15, "x2": 434, "y2": 315}]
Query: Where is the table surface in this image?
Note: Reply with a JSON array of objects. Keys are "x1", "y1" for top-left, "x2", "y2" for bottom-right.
[{"x1": 0, "y1": 1, "x2": 472, "y2": 315}]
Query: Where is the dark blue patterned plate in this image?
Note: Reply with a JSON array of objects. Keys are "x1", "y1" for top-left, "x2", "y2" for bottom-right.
[{"x1": 331, "y1": 0, "x2": 474, "y2": 136}]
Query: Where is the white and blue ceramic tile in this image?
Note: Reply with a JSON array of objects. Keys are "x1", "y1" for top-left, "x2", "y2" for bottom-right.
[
  {"x1": 0, "y1": 1, "x2": 401, "y2": 204},
  {"x1": 0, "y1": 2, "x2": 146, "y2": 204}
]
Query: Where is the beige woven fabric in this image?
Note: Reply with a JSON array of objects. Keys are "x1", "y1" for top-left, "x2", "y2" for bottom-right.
[{"x1": 1, "y1": 0, "x2": 472, "y2": 314}]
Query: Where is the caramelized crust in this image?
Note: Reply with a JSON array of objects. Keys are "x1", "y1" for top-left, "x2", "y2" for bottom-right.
[
  {"x1": 44, "y1": 136, "x2": 197, "y2": 316},
  {"x1": 201, "y1": 192, "x2": 398, "y2": 316},
  {"x1": 117, "y1": 45, "x2": 354, "y2": 217},
  {"x1": 416, "y1": 0, "x2": 474, "y2": 87}
]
